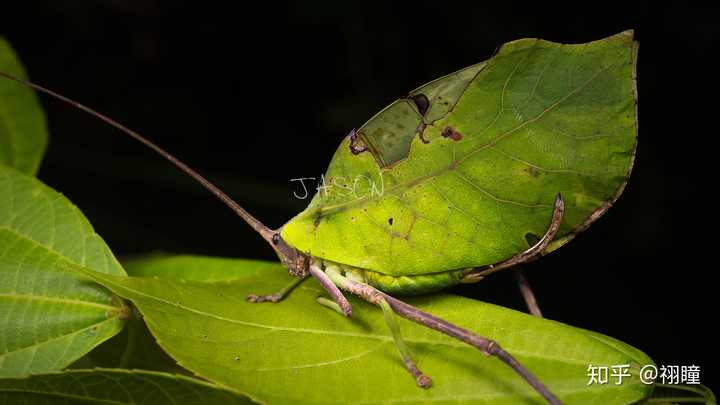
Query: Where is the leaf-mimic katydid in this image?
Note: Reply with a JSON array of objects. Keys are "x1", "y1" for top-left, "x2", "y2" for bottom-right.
[{"x1": 0, "y1": 30, "x2": 638, "y2": 405}]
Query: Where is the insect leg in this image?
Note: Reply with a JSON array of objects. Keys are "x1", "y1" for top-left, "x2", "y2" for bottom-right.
[
  {"x1": 377, "y1": 297, "x2": 433, "y2": 388},
  {"x1": 324, "y1": 267, "x2": 432, "y2": 388},
  {"x1": 513, "y1": 268, "x2": 543, "y2": 317},
  {"x1": 325, "y1": 267, "x2": 561, "y2": 404},
  {"x1": 246, "y1": 274, "x2": 308, "y2": 303},
  {"x1": 463, "y1": 193, "x2": 565, "y2": 282},
  {"x1": 315, "y1": 296, "x2": 346, "y2": 315},
  {"x1": 384, "y1": 294, "x2": 561, "y2": 404},
  {"x1": 309, "y1": 262, "x2": 353, "y2": 316}
]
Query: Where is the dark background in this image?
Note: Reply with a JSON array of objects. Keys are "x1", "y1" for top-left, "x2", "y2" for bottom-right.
[{"x1": 2, "y1": 1, "x2": 717, "y2": 395}]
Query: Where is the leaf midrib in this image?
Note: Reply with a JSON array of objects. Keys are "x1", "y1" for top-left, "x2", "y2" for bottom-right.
[{"x1": 0, "y1": 292, "x2": 121, "y2": 312}]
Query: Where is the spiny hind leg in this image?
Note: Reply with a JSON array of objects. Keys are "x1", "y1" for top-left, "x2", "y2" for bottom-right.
[
  {"x1": 246, "y1": 274, "x2": 308, "y2": 303},
  {"x1": 513, "y1": 267, "x2": 543, "y2": 317},
  {"x1": 321, "y1": 265, "x2": 432, "y2": 388},
  {"x1": 323, "y1": 266, "x2": 561, "y2": 403}
]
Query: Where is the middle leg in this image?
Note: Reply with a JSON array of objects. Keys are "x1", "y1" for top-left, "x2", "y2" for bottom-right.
[{"x1": 322, "y1": 264, "x2": 432, "y2": 388}]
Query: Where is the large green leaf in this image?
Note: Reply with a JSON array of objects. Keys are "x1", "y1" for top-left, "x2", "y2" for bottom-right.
[
  {"x1": 70, "y1": 315, "x2": 188, "y2": 375},
  {"x1": 0, "y1": 368, "x2": 253, "y2": 404},
  {"x1": 0, "y1": 165, "x2": 126, "y2": 377},
  {"x1": 66, "y1": 256, "x2": 279, "y2": 375},
  {"x1": 77, "y1": 255, "x2": 653, "y2": 404},
  {"x1": 0, "y1": 38, "x2": 48, "y2": 175},
  {"x1": 281, "y1": 31, "x2": 638, "y2": 276}
]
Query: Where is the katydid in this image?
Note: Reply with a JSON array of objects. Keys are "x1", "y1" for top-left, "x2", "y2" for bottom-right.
[{"x1": 0, "y1": 30, "x2": 638, "y2": 405}]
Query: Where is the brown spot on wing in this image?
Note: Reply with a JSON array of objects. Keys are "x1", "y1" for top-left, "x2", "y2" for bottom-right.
[{"x1": 441, "y1": 125, "x2": 463, "y2": 141}]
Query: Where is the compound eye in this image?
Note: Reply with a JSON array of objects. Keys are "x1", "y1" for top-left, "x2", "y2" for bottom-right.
[{"x1": 272, "y1": 234, "x2": 280, "y2": 245}]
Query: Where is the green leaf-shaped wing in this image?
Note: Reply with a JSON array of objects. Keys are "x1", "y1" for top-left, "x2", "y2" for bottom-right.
[
  {"x1": 281, "y1": 31, "x2": 638, "y2": 276},
  {"x1": 0, "y1": 369, "x2": 252, "y2": 404},
  {"x1": 77, "y1": 255, "x2": 653, "y2": 404},
  {"x1": 0, "y1": 165, "x2": 126, "y2": 377},
  {"x1": 0, "y1": 38, "x2": 48, "y2": 175}
]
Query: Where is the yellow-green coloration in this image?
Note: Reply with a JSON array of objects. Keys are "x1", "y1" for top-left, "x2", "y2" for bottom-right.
[
  {"x1": 282, "y1": 31, "x2": 638, "y2": 290},
  {"x1": 338, "y1": 261, "x2": 468, "y2": 295}
]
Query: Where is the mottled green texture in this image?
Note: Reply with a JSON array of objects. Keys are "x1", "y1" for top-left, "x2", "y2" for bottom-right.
[
  {"x1": 0, "y1": 369, "x2": 252, "y2": 404},
  {"x1": 282, "y1": 31, "x2": 638, "y2": 277},
  {"x1": 345, "y1": 264, "x2": 467, "y2": 295},
  {"x1": 0, "y1": 38, "x2": 48, "y2": 175},
  {"x1": 357, "y1": 62, "x2": 486, "y2": 167},
  {"x1": 0, "y1": 165, "x2": 126, "y2": 377},
  {"x1": 77, "y1": 255, "x2": 653, "y2": 405}
]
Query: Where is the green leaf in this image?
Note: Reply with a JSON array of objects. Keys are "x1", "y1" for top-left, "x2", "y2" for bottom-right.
[
  {"x1": 70, "y1": 314, "x2": 188, "y2": 375},
  {"x1": 72, "y1": 256, "x2": 269, "y2": 374},
  {"x1": 0, "y1": 38, "x2": 49, "y2": 175},
  {"x1": 281, "y1": 31, "x2": 639, "y2": 276},
  {"x1": 77, "y1": 255, "x2": 653, "y2": 404},
  {"x1": 645, "y1": 384, "x2": 717, "y2": 405},
  {"x1": 0, "y1": 368, "x2": 254, "y2": 404},
  {"x1": 124, "y1": 254, "x2": 279, "y2": 282},
  {"x1": 0, "y1": 165, "x2": 126, "y2": 377}
]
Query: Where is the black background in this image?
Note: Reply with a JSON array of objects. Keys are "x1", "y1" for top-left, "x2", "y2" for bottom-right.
[{"x1": 2, "y1": 1, "x2": 718, "y2": 396}]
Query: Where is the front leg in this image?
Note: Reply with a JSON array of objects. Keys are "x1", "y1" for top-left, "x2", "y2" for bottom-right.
[
  {"x1": 246, "y1": 274, "x2": 308, "y2": 303},
  {"x1": 246, "y1": 259, "x2": 353, "y2": 317}
]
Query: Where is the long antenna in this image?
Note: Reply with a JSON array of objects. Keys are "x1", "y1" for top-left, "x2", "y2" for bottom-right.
[{"x1": 0, "y1": 71, "x2": 276, "y2": 244}]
